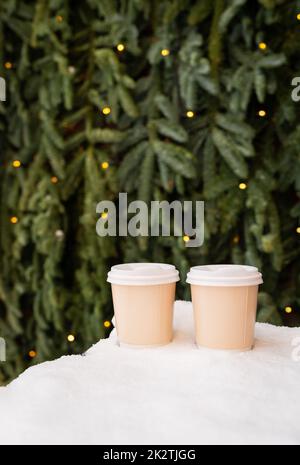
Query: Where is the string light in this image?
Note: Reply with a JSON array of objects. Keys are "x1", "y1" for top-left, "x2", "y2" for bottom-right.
[
  {"x1": 233, "y1": 235, "x2": 240, "y2": 244},
  {"x1": 284, "y1": 306, "x2": 293, "y2": 314},
  {"x1": 101, "y1": 212, "x2": 108, "y2": 219},
  {"x1": 116, "y1": 43, "x2": 125, "y2": 52},
  {"x1": 55, "y1": 230, "x2": 64, "y2": 240},
  {"x1": 4, "y1": 62, "x2": 12, "y2": 69},
  {"x1": 10, "y1": 216, "x2": 18, "y2": 224},
  {"x1": 258, "y1": 42, "x2": 267, "y2": 50},
  {"x1": 101, "y1": 161, "x2": 109, "y2": 170},
  {"x1": 28, "y1": 350, "x2": 37, "y2": 358},
  {"x1": 239, "y1": 182, "x2": 247, "y2": 190},
  {"x1": 186, "y1": 110, "x2": 194, "y2": 118},
  {"x1": 68, "y1": 66, "x2": 76, "y2": 75},
  {"x1": 102, "y1": 106, "x2": 111, "y2": 115},
  {"x1": 258, "y1": 110, "x2": 266, "y2": 117},
  {"x1": 51, "y1": 176, "x2": 58, "y2": 184},
  {"x1": 12, "y1": 160, "x2": 21, "y2": 168},
  {"x1": 161, "y1": 48, "x2": 170, "y2": 56},
  {"x1": 104, "y1": 320, "x2": 111, "y2": 328},
  {"x1": 183, "y1": 235, "x2": 190, "y2": 243},
  {"x1": 297, "y1": 13, "x2": 300, "y2": 20},
  {"x1": 56, "y1": 15, "x2": 63, "y2": 23},
  {"x1": 296, "y1": 227, "x2": 300, "y2": 234},
  {"x1": 67, "y1": 334, "x2": 75, "y2": 342}
]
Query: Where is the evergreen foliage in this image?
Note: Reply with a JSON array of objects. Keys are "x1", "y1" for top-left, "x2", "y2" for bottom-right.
[{"x1": 0, "y1": 0, "x2": 300, "y2": 382}]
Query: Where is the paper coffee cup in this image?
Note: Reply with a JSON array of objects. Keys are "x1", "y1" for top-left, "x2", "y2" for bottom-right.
[
  {"x1": 186, "y1": 265, "x2": 263, "y2": 351},
  {"x1": 107, "y1": 263, "x2": 179, "y2": 347}
]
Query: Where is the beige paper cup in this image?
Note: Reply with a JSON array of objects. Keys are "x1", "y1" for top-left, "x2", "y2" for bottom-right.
[
  {"x1": 107, "y1": 263, "x2": 179, "y2": 347},
  {"x1": 187, "y1": 265, "x2": 263, "y2": 351}
]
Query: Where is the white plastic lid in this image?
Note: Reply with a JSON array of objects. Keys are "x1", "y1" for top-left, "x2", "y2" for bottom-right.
[
  {"x1": 107, "y1": 263, "x2": 180, "y2": 286},
  {"x1": 186, "y1": 264, "x2": 263, "y2": 287}
]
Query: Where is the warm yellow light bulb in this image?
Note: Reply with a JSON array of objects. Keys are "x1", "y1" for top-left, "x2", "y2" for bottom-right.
[
  {"x1": 4, "y1": 62, "x2": 12, "y2": 70},
  {"x1": 183, "y1": 235, "x2": 190, "y2": 243},
  {"x1": 117, "y1": 43, "x2": 125, "y2": 52},
  {"x1": 285, "y1": 306, "x2": 293, "y2": 314},
  {"x1": 239, "y1": 182, "x2": 247, "y2": 190},
  {"x1": 67, "y1": 334, "x2": 75, "y2": 342},
  {"x1": 258, "y1": 42, "x2": 267, "y2": 50},
  {"x1": 102, "y1": 106, "x2": 111, "y2": 115},
  {"x1": 101, "y1": 212, "x2": 108, "y2": 219},
  {"x1": 28, "y1": 350, "x2": 37, "y2": 358},
  {"x1": 104, "y1": 320, "x2": 111, "y2": 328},
  {"x1": 161, "y1": 48, "x2": 170, "y2": 57},
  {"x1": 297, "y1": 13, "x2": 300, "y2": 20},
  {"x1": 12, "y1": 160, "x2": 21, "y2": 168},
  {"x1": 296, "y1": 227, "x2": 300, "y2": 234},
  {"x1": 233, "y1": 235, "x2": 240, "y2": 244},
  {"x1": 101, "y1": 161, "x2": 109, "y2": 170},
  {"x1": 258, "y1": 110, "x2": 266, "y2": 117},
  {"x1": 10, "y1": 216, "x2": 18, "y2": 224},
  {"x1": 51, "y1": 176, "x2": 58, "y2": 184},
  {"x1": 186, "y1": 110, "x2": 194, "y2": 118}
]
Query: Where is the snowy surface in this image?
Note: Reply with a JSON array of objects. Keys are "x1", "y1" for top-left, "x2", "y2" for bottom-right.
[{"x1": 0, "y1": 301, "x2": 300, "y2": 445}]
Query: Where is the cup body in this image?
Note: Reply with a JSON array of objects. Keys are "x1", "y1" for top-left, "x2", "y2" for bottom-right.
[
  {"x1": 187, "y1": 264, "x2": 263, "y2": 351},
  {"x1": 107, "y1": 263, "x2": 179, "y2": 347},
  {"x1": 111, "y1": 282, "x2": 175, "y2": 347},
  {"x1": 191, "y1": 284, "x2": 258, "y2": 350}
]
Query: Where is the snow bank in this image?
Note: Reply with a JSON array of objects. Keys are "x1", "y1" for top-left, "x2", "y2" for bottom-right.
[{"x1": 0, "y1": 301, "x2": 299, "y2": 445}]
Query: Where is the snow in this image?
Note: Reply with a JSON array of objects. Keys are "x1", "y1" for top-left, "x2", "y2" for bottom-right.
[{"x1": 0, "y1": 300, "x2": 299, "y2": 445}]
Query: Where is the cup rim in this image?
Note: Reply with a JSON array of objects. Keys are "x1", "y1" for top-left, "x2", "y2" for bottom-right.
[
  {"x1": 107, "y1": 262, "x2": 180, "y2": 286},
  {"x1": 186, "y1": 264, "x2": 263, "y2": 287}
]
